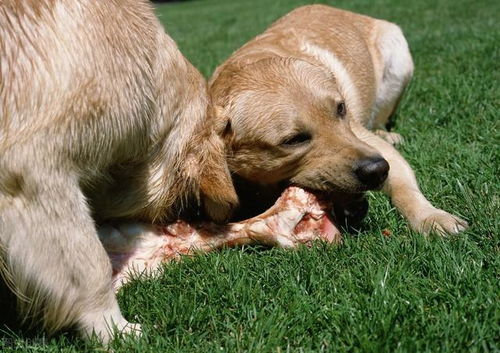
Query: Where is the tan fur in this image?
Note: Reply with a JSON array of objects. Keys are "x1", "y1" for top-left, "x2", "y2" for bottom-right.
[
  {"x1": 210, "y1": 5, "x2": 467, "y2": 235},
  {"x1": 0, "y1": 0, "x2": 237, "y2": 342}
]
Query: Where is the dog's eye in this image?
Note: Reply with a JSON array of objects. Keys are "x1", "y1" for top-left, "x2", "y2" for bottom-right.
[
  {"x1": 337, "y1": 102, "x2": 346, "y2": 118},
  {"x1": 281, "y1": 133, "x2": 312, "y2": 147}
]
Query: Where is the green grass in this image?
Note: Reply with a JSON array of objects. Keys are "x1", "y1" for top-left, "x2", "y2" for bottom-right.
[{"x1": 1, "y1": 0, "x2": 499, "y2": 351}]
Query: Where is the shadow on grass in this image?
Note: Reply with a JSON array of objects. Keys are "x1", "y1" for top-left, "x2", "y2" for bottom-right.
[{"x1": 0, "y1": 280, "x2": 85, "y2": 349}]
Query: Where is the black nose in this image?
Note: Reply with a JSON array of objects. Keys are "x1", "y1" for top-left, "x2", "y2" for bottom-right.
[{"x1": 354, "y1": 156, "x2": 390, "y2": 189}]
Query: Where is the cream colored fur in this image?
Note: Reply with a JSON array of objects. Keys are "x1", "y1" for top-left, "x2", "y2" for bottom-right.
[
  {"x1": 0, "y1": 0, "x2": 237, "y2": 342},
  {"x1": 210, "y1": 5, "x2": 468, "y2": 235}
]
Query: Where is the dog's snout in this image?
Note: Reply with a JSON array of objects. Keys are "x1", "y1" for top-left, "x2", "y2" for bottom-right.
[{"x1": 354, "y1": 156, "x2": 389, "y2": 189}]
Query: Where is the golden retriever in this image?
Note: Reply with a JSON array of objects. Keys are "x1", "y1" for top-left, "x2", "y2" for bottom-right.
[
  {"x1": 209, "y1": 5, "x2": 467, "y2": 234},
  {"x1": 0, "y1": 0, "x2": 237, "y2": 342}
]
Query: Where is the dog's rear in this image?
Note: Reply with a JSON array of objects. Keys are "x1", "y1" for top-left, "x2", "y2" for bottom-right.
[{"x1": 0, "y1": 0, "x2": 236, "y2": 341}]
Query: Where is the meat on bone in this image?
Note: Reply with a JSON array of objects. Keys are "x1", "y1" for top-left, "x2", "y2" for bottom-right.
[{"x1": 98, "y1": 186, "x2": 341, "y2": 290}]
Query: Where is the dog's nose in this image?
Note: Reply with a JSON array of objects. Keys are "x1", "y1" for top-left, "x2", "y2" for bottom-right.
[{"x1": 354, "y1": 156, "x2": 390, "y2": 189}]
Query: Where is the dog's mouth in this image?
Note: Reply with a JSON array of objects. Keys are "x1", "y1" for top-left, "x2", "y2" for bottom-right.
[
  {"x1": 220, "y1": 174, "x2": 346, "y2": 243},
  {"x1": 235, "y1": 185, "x2": 341, "y2": 244},
  {"x1": 177, "y1": 185, "x2": 341, "y2": 246},
  {"x1": 230, "y1": 174, "x2": 369, "y2": 232},
  {"x1": 230, "y1": 176, "x2": 340, "y2": 228}
]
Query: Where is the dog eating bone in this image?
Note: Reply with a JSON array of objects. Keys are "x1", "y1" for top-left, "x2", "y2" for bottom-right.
[{"x1": 99, "y1": 186, "x2": 341, "y2": 290}]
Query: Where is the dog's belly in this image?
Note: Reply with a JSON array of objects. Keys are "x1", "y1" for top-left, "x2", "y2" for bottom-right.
[{"x1": 98, "y1": 187, "x2": 341, "y2": 290}]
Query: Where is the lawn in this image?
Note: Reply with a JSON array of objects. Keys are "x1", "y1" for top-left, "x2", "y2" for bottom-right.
[{"x1": 1, "y1": 0, "x2": 498, "y2": 352}]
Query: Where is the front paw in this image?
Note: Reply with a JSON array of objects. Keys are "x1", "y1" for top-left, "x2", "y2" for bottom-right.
[{"x1": 414, "y1": 208, "x2": 468, "y2": 235}]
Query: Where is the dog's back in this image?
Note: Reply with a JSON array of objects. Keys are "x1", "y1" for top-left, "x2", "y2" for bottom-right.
[
  {"x1": 1, "y1": 0, "x2": 159, "y2": 168},
  {"x1": 211, "y1": 5, "x2": 413, "y2": 129}
]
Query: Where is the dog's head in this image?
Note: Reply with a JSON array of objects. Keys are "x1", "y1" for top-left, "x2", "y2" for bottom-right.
[{"x1": 210, "y1": 57, "x2": 388, "y2": 194}]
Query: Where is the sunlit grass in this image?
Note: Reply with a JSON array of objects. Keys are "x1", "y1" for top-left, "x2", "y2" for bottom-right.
[{"x1": 1, "y1": 0, "x2": 498, "y2": 351}]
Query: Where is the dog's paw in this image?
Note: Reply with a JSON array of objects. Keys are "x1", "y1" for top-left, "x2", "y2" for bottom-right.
[
  {"x1": 414, "y1": 208, "x2": 468, "y2": 235},
  {"x1": 375, "y1": 130, "x2": 404, "y2": 145},
  {"x1": 95, "y1": 319, "x2": 142, "y2": 344},
  {"x1": 119, "y1": 322, "x2": 142, "y2": 337},
  {"x1": 79, "y1": 307, "x2": 142, "y2": 343}
]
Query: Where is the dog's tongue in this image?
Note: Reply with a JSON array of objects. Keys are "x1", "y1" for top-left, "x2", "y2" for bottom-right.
[{"x1": 100, "y1": 186, "x2": 341, "y2": 290}]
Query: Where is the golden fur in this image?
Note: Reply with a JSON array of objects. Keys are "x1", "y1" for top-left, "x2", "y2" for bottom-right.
[
  {"x1": 0, "y1": 0, "x2": 237, "y2": 342},
  {"x1": 210, "y1": 5, "x2": 468, "y2": 235}
]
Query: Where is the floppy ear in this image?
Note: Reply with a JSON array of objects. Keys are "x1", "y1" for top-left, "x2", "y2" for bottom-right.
[
  {"x1": 198, "y1": 104, "x2": 238, "y2": 223},
  {"x1": 199, "y1": 149, "x2": 238, "y2": 223}
]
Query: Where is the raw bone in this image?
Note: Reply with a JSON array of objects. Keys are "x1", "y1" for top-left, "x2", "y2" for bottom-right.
[{"x1": 98, "y1": 186, "x2": 341, "y2": 290}]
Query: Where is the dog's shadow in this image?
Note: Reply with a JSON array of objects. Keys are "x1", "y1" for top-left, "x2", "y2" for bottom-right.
[
  {"x1": 0, "y1": 280, "x2": 85, "y2": 348},
  {"x1": 0, "y1": 280, "x2": 47, "y2": 346},
  {"x1": 0, "y1": 280, "x2": 18, "y2": 329}
]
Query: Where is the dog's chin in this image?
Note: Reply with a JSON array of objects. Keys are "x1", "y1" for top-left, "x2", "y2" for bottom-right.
[{"x1": 331, "y1": 192, "x2": 369, "y2": 231}]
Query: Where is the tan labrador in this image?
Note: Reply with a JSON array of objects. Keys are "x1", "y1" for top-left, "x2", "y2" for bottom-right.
[
  {"x1": 210, "y1": 5, "x2": 467, "y2": 234},
  {"x1": 0, "y1": 0, "x2": 237, "y2": 342}
]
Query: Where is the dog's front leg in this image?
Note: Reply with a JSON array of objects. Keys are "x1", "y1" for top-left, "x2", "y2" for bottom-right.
[
  {"x1": 350, "y1": 121, "x2": 468, "y2": 235},
  {"x1": 0, "y1": 170, "x2": 139, "y2": 342}
]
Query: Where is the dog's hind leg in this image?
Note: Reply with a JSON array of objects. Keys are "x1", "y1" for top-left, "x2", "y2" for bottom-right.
[
  {"x1": 350, "y1": 121, "x2": 468, "y2": 235},
  {"x1": 369, "y1": 22, "x2": 414, "y2": 145},
  {"x1": 0, "y1": 169, "x2": 139, "y2": 342}
]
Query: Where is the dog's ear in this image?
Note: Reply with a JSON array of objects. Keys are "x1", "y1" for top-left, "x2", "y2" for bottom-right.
[
  {"x1": 198, "y1": 104, "x2": 238, "y2": 223},
  {"x1": 216, "y1": 105, "x2": 235, "y2": 144},
  {"x1": 212, "y1": 104, "x2": 238, "y2": 153},
  {"x1": 199, "y1": 151, "x2": 238, "y2": 223}
]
